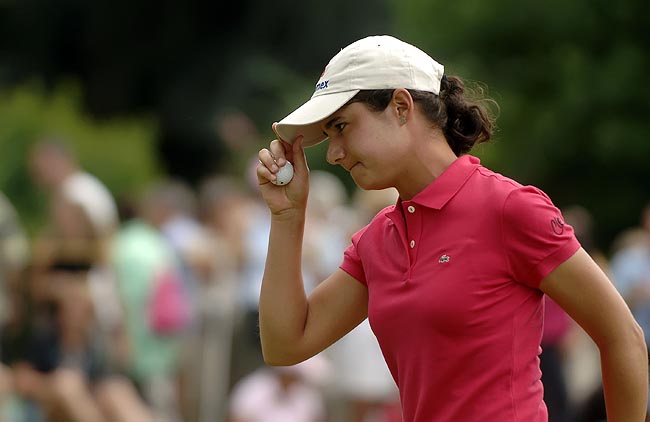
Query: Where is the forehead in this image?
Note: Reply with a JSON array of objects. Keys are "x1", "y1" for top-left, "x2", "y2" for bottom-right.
[{"x1": 322, "y1": 102, "x2": 370, "y2": 127}]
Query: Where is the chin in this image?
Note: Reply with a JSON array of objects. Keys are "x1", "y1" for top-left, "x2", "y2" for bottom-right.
[{"x1": 352, "y1": 175, "x2": 390, "y2": 191}]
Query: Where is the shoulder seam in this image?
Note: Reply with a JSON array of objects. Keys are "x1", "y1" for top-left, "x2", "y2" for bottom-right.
[{"x1": 475, "y1": 166, "x2": 522, "y2": 189}]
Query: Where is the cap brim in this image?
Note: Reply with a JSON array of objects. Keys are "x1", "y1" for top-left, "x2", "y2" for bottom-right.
[{"x1": 274, "y1": 90, "x2": 359, "y2": 147}]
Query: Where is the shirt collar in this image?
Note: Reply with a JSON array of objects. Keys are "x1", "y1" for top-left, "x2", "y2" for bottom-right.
[{"x1": 396, "y1": 154, "x2": 480, "y2": 211}]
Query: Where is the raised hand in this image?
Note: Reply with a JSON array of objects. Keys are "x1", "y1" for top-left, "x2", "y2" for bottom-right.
[{"x1": 256, "y1": 124, "x2": 310, "y2": 216}]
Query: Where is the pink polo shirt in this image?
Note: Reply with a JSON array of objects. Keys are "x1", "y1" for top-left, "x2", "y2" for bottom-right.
[{"x1": 340, "y1": 155, "x2": 580, "y2": 421}]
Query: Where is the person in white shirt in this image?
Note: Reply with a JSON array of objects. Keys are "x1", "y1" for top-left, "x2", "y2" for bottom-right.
[{"x1": 28, "y1": 138, "x2": 118, "y2": 237}]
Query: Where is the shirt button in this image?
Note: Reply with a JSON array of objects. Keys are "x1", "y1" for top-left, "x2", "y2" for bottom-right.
[
  {"x1": 407, "y1": 205, "x2": 416, "y2": 213},
  {"x1": 410, "y1": 240, "x2": 416, "y2": 248}
]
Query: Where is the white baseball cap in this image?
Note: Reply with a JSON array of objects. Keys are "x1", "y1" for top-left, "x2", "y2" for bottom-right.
[{"x1": 274, "y1": 35, "x2": 445, "y2": 147}]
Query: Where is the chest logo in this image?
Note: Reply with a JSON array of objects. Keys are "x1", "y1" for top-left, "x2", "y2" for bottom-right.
[{"x1": 439, "y1": 254, "x2": 450, "y2": 263}]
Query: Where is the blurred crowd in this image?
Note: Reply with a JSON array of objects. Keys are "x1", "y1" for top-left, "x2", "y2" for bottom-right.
[{"x1": 0, "y1": 136, "x2": 648, "y2": 422}]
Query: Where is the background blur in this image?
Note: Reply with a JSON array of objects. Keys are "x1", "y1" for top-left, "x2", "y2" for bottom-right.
[
  {"x1": 1, "y1": 0, "x2": 649, "y2": 246},
  {"x1": 1, "y1": 0, "x2": 649, "y2": 421}
]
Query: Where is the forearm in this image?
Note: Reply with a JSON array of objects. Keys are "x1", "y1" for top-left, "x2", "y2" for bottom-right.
[
  {"x1": 600, "y1": 325, "x2": 648, "y2": 421},
  {"x1": 258, "y1": 211, "x2": 309, "y2": 364},
  {"x1": 540, "y1": 250, "x2": 650, "y2": 420}
]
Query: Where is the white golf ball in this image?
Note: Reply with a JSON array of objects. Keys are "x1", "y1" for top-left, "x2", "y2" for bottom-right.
[{"x1": 272, "y1": 161, "x2": 294, "y2": 186}]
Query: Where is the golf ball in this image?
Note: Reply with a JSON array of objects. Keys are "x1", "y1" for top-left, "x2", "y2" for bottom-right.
[{"x1": 272, "y1": 161, "x2": 294, "y2": 185}]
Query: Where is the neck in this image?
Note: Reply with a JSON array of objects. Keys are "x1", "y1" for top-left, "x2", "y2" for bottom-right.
[{"x1": 395, "y1": 129, "x2": 457, "y2": 200}]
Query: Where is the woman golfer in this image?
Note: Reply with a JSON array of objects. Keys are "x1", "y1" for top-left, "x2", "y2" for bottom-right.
[{"x1": 256, "y1": 35, "x2": 648, "y2": 421}]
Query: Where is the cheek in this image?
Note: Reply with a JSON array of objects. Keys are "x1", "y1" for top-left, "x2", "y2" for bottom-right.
[
  {"x1": 353, "y1": 122, "x2": 395, "y2": 157},
  {"x1": 367, "y1": 129, "x2": 403, "y2": 168}
]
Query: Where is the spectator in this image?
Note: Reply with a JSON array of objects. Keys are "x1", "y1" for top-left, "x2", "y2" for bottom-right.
[
  {"x1": 16, "y1": 138, "x2": 151, "y2": 421},
  {"x1": 228, "y1": 355, "x2": 329, "y2": 422},
  {"x1": 0, "y1": 191, "x2": 30, "y2": 326},
  {"x1": 540, "y1": 296, "x2": 573, "y2": 422},
  {"x1": 28, "y1": 138, "x2": 118, "y2": 237},
  {"x1": 610, "y1": 210, "x2": 650, "y2": 346},
  {"x1": 195, "y1": 175, "x2": 248, "y2": 421},
  {"x1": 0, "y1": 191, "x2": 30, "y2": 417},
  {"x1": 110, "y1": 192, "x2": 191, "y2": 421}
]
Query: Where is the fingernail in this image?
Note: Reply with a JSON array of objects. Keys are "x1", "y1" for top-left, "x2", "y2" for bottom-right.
[
  {"x1": 276, "y1": 157, "x2": 286, "y2": 166},
  {"x1": 271, "y1": 164, "x2": 279, "y2": 172}
]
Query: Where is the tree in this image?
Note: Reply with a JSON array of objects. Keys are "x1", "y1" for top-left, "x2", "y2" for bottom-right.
[{"x1": 392, "y1": 0, "x2": 650, "y2": 249}]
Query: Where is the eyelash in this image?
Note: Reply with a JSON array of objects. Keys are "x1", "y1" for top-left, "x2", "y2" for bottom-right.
[{"x1": 323, "y1": 121, "x2": 347, "y2": 138}]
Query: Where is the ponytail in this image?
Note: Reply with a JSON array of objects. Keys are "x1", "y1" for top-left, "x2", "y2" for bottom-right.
[{"x1": 437, "y1": 75, "x2": 496, "y2": 155}]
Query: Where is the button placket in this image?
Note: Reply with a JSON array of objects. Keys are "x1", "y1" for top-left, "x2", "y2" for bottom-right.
[{"x1": 403, "y1": 202, "x2": 421, "y2": 263}]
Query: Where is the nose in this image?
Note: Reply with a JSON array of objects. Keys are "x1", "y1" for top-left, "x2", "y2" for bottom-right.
[{"x1": 326, "y1": 138, "x2": 345, "y2": 165}]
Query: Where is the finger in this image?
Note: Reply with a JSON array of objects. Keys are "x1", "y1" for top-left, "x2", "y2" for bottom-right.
[
  {"x1": 291, "y1": 135, "x2": 308, "y2": 174},
  {"x1": 258, "y1": 148, "x2": 279, "y2": 173},
  {"x1": 256, "y1": 159, "x2": 277, "y2": 183},
  {"x1": 280, "y1": 139, "x2": 293, "y2": 164},
  {"x1": 269, "y1": 139, "x2": 287, "y2": 166}
]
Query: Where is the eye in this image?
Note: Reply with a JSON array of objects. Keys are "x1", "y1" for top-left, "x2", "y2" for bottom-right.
[{"x1": 334, "y1": 122, "x2": 347, "y2": 132}]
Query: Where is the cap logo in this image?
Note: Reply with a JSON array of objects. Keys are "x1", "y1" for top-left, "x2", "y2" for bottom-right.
[{"x1": 315, "y1": 80, "x2": 329, "y2": 92}]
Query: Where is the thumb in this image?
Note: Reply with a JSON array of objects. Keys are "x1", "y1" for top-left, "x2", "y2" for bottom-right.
[{"x1": 292, "y1": 135, "x2": 308, "y2": 174}]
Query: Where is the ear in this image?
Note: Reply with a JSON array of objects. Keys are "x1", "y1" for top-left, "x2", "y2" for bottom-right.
[{"x1": 391, "y1": 88, "x2": 414, "y2": 124}]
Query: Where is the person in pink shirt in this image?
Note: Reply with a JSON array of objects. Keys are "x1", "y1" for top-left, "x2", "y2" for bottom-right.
[
  {"x1": 541, "y1": 295, "x2": 573, "y2": 421},
  {"x1": 255, "y1": 35, "x2": 647, "y2": 421}
]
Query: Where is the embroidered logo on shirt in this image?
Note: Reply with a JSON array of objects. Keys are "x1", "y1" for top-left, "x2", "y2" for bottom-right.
[
  {"x1": 439, "y1": 255, "x2": 450, "y2": 263},
  {"x1": 551, "y1": 217, "x2": 565, "y2": 235}
]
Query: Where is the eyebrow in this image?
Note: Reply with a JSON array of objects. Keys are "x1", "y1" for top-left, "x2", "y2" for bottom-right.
[
  {"x1": 324, "y1": 116, "x2": 343, "y2": 131},
  {"x1": 322, "y1": 103, "x2": 353, "y2": 136}
]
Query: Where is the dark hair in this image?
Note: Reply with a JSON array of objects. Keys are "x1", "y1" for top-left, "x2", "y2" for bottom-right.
[{"x1": 347, "y1": 76, "x2": 497, "y2": 156}]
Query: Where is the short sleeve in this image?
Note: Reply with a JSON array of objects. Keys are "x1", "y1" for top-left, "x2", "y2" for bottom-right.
[
  {"x1": 502, "y1": 186, "x2": 581, "y2": 288},
  {"x1": 340, "y1": 225, "x2": 369, "y2": 286}
]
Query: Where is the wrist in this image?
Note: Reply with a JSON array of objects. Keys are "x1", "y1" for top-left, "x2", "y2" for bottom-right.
[{"x1": 271, "y1": 208, "x2": 306, "y2": 224}]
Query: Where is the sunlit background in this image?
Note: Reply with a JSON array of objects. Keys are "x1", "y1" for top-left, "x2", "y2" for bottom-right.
[{"x1": 1, "y1": 0, "x2": 649, "y2": 421}]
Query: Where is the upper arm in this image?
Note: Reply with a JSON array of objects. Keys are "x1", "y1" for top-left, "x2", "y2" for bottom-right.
[
  {"x1": 539, "y1": 247, "x2": 641, "y2": 347},
  {"x1": 298, "y1": 268, "x2": 369, "y2": 361}
]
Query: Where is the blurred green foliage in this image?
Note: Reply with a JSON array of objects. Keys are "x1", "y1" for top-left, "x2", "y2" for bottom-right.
[
  {"x1": 0, "y1": 81, "x2": 160, "y2": 234},
  {"x1": 390, "y1": 0, "x2": 650, "y2": 250}
]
